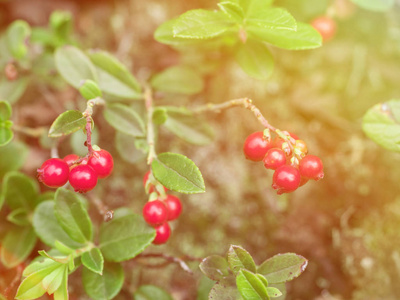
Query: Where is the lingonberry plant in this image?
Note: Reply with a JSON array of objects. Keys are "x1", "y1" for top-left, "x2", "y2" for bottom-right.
[{"x1": 2, "y1": 0, "x2": 394, "y2": 298}]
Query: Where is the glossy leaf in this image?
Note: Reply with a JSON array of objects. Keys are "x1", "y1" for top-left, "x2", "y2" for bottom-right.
[
  {"x1": 0, "y1": 76, "x2": 29, "y2": 104},
  {"x1": 240, "y1": 0, "x2": 274, "y2": 15},
  {"x1": 0, "y1": 126, "x2": 13, "y2": 146},
  {"x1": 0, "y1": 141, "x2": 28, "y2": 179},
  {"x1": 247, "y1": 22, "x2": 322, "y2": 50},
  {"x1": 362, "y1": 100, "x2": 400, "y2": 152},
  {"x1": 236, "y1": 269, "x2": 270, "y2": 300},
  {"x1": 1, "y1": 226, "x2": 37, "y2": 268},
  {"x1": 227, "y1": 245, "x2": 257, "y2": 275},
  {"x1": 173, "y1": 9, "x2": 235, "y2": 39},
  {"x1": 79, "y1": 79, "x2": 102, "y2": 100},
  {"x1": 151, "y1": 66, "x2": 204, "y2": 95},
  {"x1": 134, "y1": 285, "x2": 173, "y2": 300},
  {"x1": 350, "y1": 0, "x2": 394, "y2": 11},
  {"x1": 82, "y1": 262, "x2": 124, "y2": 300},
  {"x1": 54, "y1": 241, "x2": 75, "y2": 255},
  {"x1": 154, "y1": 18, "x2": 204, "y2": 46},
  {"x1": 55, "y1": 45, "x2": 97, "y2": 88},
  {"x1": 208, "y1": 277, "x2": 239, "y2": 300},
  {"x1": 23, "y1": 258, "x2": 60, "y2": 277},
  {"x1": 115, "y1": 132, "x2": 148, "y2": 164},
  {"x1": 48, "y1": 110, "x2": 87, "y2": 138},
  {"x1": 54, "y1": 188, "x2": 93, "y2": 244},
  {"x1": 266, "y1": 287, "x2": 282, "y2": 298},
  {"x1": 16, "y1": 266, "x2": 58, "y2": 300},
  {"x1": 103, "y1": 103, "x2": 145, "y2": 137},
  {"x1": 6, "y1": 20, "x2": 31, "y2": 60},
  {"x1": 199, "y1": 255, "x2": 231, "y2": 281},
  {"x1": 7, "y1": 208, "x2": 30, "y2": 226},
  {"x1": 41, "y1": 264, "x2": 66, "y2": 295},
  {"x1": 245, "y1": 7, "x2": 297, "y2": 31},
  {"x1": 269, "y1": 283, "x2": 286, "y2": 300},
  {"x1": 257, "y1": 253, "x2": 308, "y2": 284},
  {"x1": 99, "y1": 214, "x2": 155, "y2": 262},
  {"x1": 218, "y1": 2, "x2": 245, "y2": 22},
  {"x1": 151, "y1": 152, "x2": 205, "y2": 194},
  {"x1": 33, "y1": 201, "x2": 84, "y2": 249},
  {"x1": 88, "y1": 50, "x2": 142, "y2": 99},
  {"x1": 163, "y1": 108, "x2": 214, "y2": 145},
  {"x1": 0, "y1": 100, "x2": 12, "y2": 121},
  {"x1": 53, "y1": 267, "x2": 68, "y2": 300},
  {"x1": 82, "y1": 248, "x2": 104, "y2": 275},
  {"x1": 235, "y1": 39, "x2": 274, "y2": 80}
]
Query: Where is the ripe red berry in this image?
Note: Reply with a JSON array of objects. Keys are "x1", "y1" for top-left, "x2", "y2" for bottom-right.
[
  {"x1": 143, "y1": 200, "x2": 168, "y2": 226},
  {"x1": 299, "y1": 155, "x2": 324, "y2": 181},
  {"x1": 272, "y1": 165, "x2": 301, "y2": 195},
  {"x1": 143, "y1": 171, "x2": 167, "y2": 194},
  {"x1": 63, "y1": 154, "x2": 80, "y2": 166},
  {"x1": 69, "y1": 165, "x2": 98, "y2": 193},
  {"x1": 164, "y1": 195, "x2": 182, "y2": 221},
  {"x1": 263, "y1": 148, "x2": 287, "y2": 170},
  {"x1": 311, "y1": 16, "x2": 336, "y2": 41},
  {"x1": 243, "y1": 132, "x2": 273, "y2": 162},
  {"x1": 87, "y1": 149, "x2": 114, "y2": 179},
  {"x1": 153, "y1": 222, "x2": 171, "y2": 245},
  {"x1": 37, "y1": 158, "x2": 69, "y2": 188}
]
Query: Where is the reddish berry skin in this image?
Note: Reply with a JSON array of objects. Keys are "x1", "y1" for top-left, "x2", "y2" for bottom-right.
[
  {"x1": 63, "y1": 154, "x2": 80, "y2": 166},
  {"x1": 69, "y1": 165, "x2": 98, "y2": 193},
  {"x1": 87, "y1": 149, "x2": 114, "y2": 179},
  {"x1": 153, "y1": 222, "x2": 171, "y2": 245},
  {"x1": 143, "y1": 200, "x2": 168, "y2": 226},
  {"x1": 272, "y1": 165, "x2": 301, "y2": 195},
  {"x1": 243, "y1": 132, "x2": 273, "y2": 162},
  {"x1": 299, "y1": 155, "x2": 324, "y2": 181},
  {"x1": 263, "y1": 148, "x2": 287, "y2": 170},
  {"x1": 37, "y1": 158, "x2": 70, "y2": 188},
  {"x1": 311, "y1": 16, "x2": 336, "y2": 41},
  {"x1": 143, "y1": 171, "x2": 167, "y2": 194},
  {"x1": 164, "y1": 195, "x2": 182, "y2": 221}
]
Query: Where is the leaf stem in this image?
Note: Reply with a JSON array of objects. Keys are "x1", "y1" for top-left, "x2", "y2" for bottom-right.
[{"x1": 144, "y1": 86, "x2": 157, "y2": 165}]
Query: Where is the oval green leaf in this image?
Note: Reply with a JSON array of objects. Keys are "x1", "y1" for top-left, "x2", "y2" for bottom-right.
[
  {"x1": 208, "y1": 277, "x2": 241, "y2": 300},
  {"x1": 48, "y1": 110, "x2": 87, "y2": 138},
  {"x1": 154, "y1": 18, "x2": 205, "y2": 46},
  {"x1": 236, "y1": 269, "x2": 270, "y2": 300},
  {"x1": 199, "y1": 255, "x2": 231, "y2": 281},
  {"x1": 103, "y1": 103, "x2": 145, "y2": 137},
  {"x1": 227, "y1": 245, "x2": 257, "y2": 275},
  {"x1": 7, "y1": 207, "x2": 30, "y2": 226},
  {"x1": 0, "y1": 140, "x2": 28, "y2": 179},
  {"x1": 6, "y1": 20, "x2": 31, "y2": 60},
  {"x1": 134, "y1": 285, "x2": 173, "y2": 300},
  {"x1": 245, "y1": 7, "x2": 297, "y2": 31},
  {"x1": 82, "y1": 248, "x2": 104, "y2": 275},
  {"x1": 151, "y1": 152, "x2": 205, "y2": 194},
  {"x1": 218, "y1": 2, "x2": 245, "y2": 22},
  {"x1": 266, "y1": 287, "x2": 282, "y2": 298},
  {"x1": 79, "y1": 79, "x2": 102, "y2": 100},
  {"x1": 350, "y1": 0, "x2": 394, "y2": 11},
  {"x1": 0, "y1": 127, "x2": 13, "y2": 147},
  {"x1": 0, "y1": 76, "x2": 29, "y2": 104},
  {"x1": 0, "y1": 100, "x2": 12, "y2": 121}
]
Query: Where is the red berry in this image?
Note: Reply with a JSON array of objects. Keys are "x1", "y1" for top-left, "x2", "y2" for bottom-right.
[
  {"x1": 311, "y1": 16, "x2": 336, "y2": 41},
  {"x1": 164, "y1": 195, "x2": 182, "y2": 221},
  {"x1": 272, "y1": 165, "x2": 301, "y2": 195},
  {"x1": 37, "y1": 158, "x2": 69, "y2": 188},
  {"x1": 243, "y1": 132, "x2": 273, "y2": 162},
  {"x1": 299, "y1": 155, "x2": 324, "y2": 181},
  {"x1": 143, "y1": 200, "x2": 168, "y2": 226},
  {"x1": 143, "y1": 171, "x2": 167, "y2": 194},
  {"x1": 263, "y1": 148, "x2": 287, "y2": 170},
  {"x1": 63, "y1": 154, "x2": 80, "y2": 166},
  {"x1": 153, "y1": 222, "x2": 171, "y2": 245},
  {"x1": 87, "y1": 149, "x2": 114, "y2": 179},
  {"x1": 69, "y1": 165, "x2": 98, "y2": 193}
]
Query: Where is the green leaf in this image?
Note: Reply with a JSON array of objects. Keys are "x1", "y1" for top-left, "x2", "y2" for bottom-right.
[
  {"x1": 218, "y1": 2, "x2": 245, "y2": 23},
  {"x1": 82, "y1": 248, "x2": 104, "y2": 275},
  {"x1": 48, "y1": 110, "x2": 87, "y2": 138},
  {"x1": 42, "y1": 264, "x2": 66, "y2": 295},
  {"x1": 350, "y1": 0, "x2": 394, "y2": 11},
  {"x1": 151, "y1": 66, "x2": 204, "y2": 95},
  {"x1": 134, "y1": 285, "x2": 173, "y2": 300},
  {"x1": 1, "y1": 171, "x2": 38, "y2": 211},
  {"x1": 54, "y1": 188, "x2": 93, "y2": 244},
  {"x1": 0, "y1": 126, "x2": 13, "y2": 147},
  {"x1": 269, "y1": 283, "x2": 286, "y2": 300},
  {"x1": 173, "y1": 9, "x2": 235, "y2": 39},
  {"x1": 235, "y1": 39, "x2": 274, "y2": 80},
  {"x1": 0, "y1": 141, "x2": 28, "y2": 179},
  {"x1": 199, "y1": 255, "x2": 231, "y2": 281},
  {"x1": 151, "y1": 152, "x2": 205, "y2": 194},
  {"x1": 99, "y1": 214, "x2": 155, "y2": 262},
  {"x1": 7, "y1": 208, "x2": 30, "y2": 226},
  {"x1": 152, "y1": 108, "x2": 168, "y2": 125},
  {"x1": 227, "y1": 245, "x2": 257, "y2": 275},
  {"x1": 82, "y1": 262, "x2": 124, "y2": 300},
  {"x1": 50, "y1": 10, "x2": 72, "y2": 42},
  {"x1": 236, "y1": 269, "x2": 270, "y2": 300},
  {"x1": 6, "y1": 20, "x2": 31, "y2": 60},
  {"x1": 0, "y1": 76, "x2": 29, "y2": 104},
  {"x1": 240, "y1": 0, "x2": 274, "y2": 16},
  {"x1": 103, "y1": 103, "x2": 145, "y2": 137},
  {"x1": 115, "y1": 132, "x2": 148, "y2": 164},
  {"x1": 257, "y1": 253, "x2": 308, "y2": 284},
  {"x1": 266, "y1": 287, "x2": 282, "y2": 298},
  {"x1": 245, "y1": 7, "x2": 296, "y2": 31},
  {"x1": 1, "y1": 226, "x2": 37, "y2": 268},
  {"x1": 55, "y1": 45, "x2": 97, "y2": 88},
  {"x1": 208, "y1": 277, "x2": 239, "y2": 300},
  {"x1": 247, "y1": 22, "x2": 322, "y2": 50},
  {"x1": 54, "y1": 241, "x2": 75, "y2": 255},
  {"x1": 23, "y1": 258, "x2": 60, "y2": 277},
  {"x1": 79, "y1": 79, "x2": 102, "y2": 100},
  {"x1": 33, "y1": 201, "x2": 84, "y2": 249},
  {"x1": 362, "y1": 100, "x2": 400, "y2": 152},
  {"x1": 88, "y1": 50, "x2": 142, "y2": 100},
  {"x1": 38, "y1": 250, "x2": 69, "y2": 264},
  {"x1": 53, "y1": 267, "x2": 68, "y2": 300},
  {"x1": 154, "y1": 19, "x2": 205, "y2": 46},
  {"x1": 162, "y1": 108, "x2": 214, "y2": 145},
  {"x1": 0, "y1": 100, "x2": 12, "y2": 121}
]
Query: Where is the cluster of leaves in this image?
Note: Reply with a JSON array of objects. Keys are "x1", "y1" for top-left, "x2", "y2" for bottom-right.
[{"x1": 199, "y1": 245, "x2": 308, "y2": 300}]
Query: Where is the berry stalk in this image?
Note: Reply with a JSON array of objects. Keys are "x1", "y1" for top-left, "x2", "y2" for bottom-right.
[{"x1": 145, "y1": 86, "x2": 157, "y2": 165}]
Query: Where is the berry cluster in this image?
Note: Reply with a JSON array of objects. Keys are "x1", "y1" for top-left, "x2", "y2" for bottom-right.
[
  {"x1": 243, "y1": 131, "x2": 324, "y2": 195},
  {"x1": 142, "y1": 171, "x2": 182, "y2": 245},
  {"x1": 37, "y1": 149, "x2": 114, "y2": 193}
]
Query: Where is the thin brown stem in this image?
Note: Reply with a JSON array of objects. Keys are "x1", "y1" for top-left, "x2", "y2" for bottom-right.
[
  {"x1": 135, "y1": 253, "x2": 202, "y2": 274},
  {"x1": 144, "y1": 86, "x2": 157, "y2": 165},
  {"x1": 12, "y1": 125, "x2": 46, "y2": 138}
]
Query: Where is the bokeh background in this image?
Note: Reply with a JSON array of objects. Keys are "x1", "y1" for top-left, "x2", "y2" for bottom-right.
[{"x1": 1, "y1": 0, "x2": 400, "y2": 299}]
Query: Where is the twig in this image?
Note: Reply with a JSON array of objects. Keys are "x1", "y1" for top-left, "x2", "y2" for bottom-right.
[
  {"x1": 12, "y1": 125, "x2": 46, "y2": 138},
  {"x1": 144, "y1": 86, "x2": 157, "y2": 165},
  {"x1": 135, "y1": 253, "x2": 202, "y2": 274}
]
